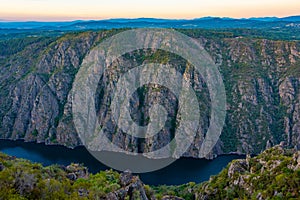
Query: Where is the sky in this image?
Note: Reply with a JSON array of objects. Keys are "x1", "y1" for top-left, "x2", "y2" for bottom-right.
[{"x1": 0, "y1": 0, "x2": 299, "y2": 21}]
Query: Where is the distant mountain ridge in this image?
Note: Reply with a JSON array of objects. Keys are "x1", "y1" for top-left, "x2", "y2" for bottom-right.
[
  {"x1": 0, "y1": 15, "x2": 299, "y2": 30},
  {"x1": 248, "y1": 16, "x2": 300, "y2": 22}
]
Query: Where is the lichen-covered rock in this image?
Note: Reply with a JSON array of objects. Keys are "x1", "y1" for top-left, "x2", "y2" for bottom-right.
[
  {"x1": 119, "y1": 170, "x2": 133, "y2": 187},
  {"x1": 228, "y1": 159, "x2": 248, "y2": 178}
]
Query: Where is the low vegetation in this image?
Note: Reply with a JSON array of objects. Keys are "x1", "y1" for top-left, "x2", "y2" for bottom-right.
[{"x1": 0, "y1": 145, "x2": 299, "y2": 199}]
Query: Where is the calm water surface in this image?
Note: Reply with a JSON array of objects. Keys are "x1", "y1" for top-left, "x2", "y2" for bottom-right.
[{"x1": 0, "y1": 139, "x2": 244, "y2": 185}]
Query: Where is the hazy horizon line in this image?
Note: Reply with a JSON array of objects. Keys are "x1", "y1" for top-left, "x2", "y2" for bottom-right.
[{"x1": 0, "y1": 14, "x2": 299, "y2": 22}]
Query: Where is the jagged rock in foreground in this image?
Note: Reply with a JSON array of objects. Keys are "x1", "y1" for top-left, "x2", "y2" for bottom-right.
[
  {"x1": 0, "y1": 145, "x2": 299, "y2": 199},
  {"x1": 195, "y1": 145, "x2": 300, "y2": 199},
  {"x1": 0, "y1": 151, "x2": 154, "y2": 199},
  {"x1": 106, "y1": 170, "x2": 149, "y2": 200}
]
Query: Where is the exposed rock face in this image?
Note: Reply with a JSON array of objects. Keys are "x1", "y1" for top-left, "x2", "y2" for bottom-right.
[
  {"x1": 0, "y1": 30, "x2": 300, "y2": 158},
  {"x1": 280, "y1": 77, "x2": 300, "y2": 150},
  {"x1": 227, "y1": 159, "x2": 248, "y2": 178}
]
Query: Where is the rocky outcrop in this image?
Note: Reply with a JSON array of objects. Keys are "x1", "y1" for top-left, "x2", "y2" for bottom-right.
[
  {"x1": 106, "y1": 170, "x2": 150, "y2": 200},
  {"x1": 65, "y1": 163, "x2": 89, "y2": 181},
  {"x1": 196, "y1": 145, "x2": 300, "y2": 199},
  {"x1": 0, "y1": 30, "x2": 300, "y2": 158}
]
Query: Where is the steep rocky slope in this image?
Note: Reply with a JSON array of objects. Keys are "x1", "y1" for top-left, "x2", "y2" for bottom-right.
[{"x1": 0, "y1": 30, "x2": 300, "y2": 158}]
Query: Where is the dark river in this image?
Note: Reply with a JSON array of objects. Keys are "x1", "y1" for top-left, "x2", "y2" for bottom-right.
[{"x1": 0, "y1": 139, "x2": 244, "y2": 185}]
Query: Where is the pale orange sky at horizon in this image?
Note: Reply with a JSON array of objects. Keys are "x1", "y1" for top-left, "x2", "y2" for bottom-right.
[{"x1": 0, "y1": 0, "x2": 299, "y2": 21}]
